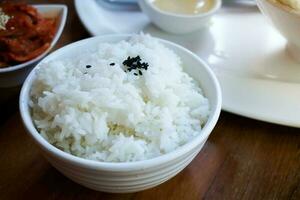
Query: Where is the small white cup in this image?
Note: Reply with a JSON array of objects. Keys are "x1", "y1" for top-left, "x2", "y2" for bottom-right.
[{"x1": 138, "y1": 0, "x2": 222, "y2": 34}]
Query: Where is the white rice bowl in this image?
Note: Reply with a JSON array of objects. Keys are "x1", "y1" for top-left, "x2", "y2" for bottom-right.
[{"x1": 30, "y1": 34, "x2": 210, "y2": 163}]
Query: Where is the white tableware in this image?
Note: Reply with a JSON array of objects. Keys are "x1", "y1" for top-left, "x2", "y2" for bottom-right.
[
  {"x1": 75, "y1": 1, "x2": 300, "y2": 127},
  {"x1": 0, "y1": 4, "x2": 67, "y2": 88},
  {"x1": 19, "y1": 35, "x2": 222, "y2": 193},
  {"x1": 137, "y1": 0, "x2": 222, "y2": 34},
  {"x1": 96, "y1": 0, "x2": 139, "y2": 10},
  {"x1": 256, "y1": 0, "x2": 300, "y2": 62}
]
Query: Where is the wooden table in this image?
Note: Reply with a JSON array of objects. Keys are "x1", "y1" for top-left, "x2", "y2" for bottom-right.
[{"x1": 1, "y1": 1, "x2": 299, "y2": 199}]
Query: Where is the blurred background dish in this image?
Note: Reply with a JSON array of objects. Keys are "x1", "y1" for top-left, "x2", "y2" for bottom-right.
[
  {"x1": 96, "y1": 0, "x2": 139, "y2": 10},
  {"x1": 75, "y1": 0, "x2": 300, "y2": 127},
  {"x1": 137, "y1": 0, "x2": 222, "y2": 34},
  {"x1": 0, "y1": 4, "x2": 67, "y2": 87},
  {"x1": 0, "y1": 3, "x2": 57, "y2": 68},
  {"x1": 257, "y1": 0, "x2": 300, "y2": 62},
  {"x1": 0, "y1": 4, "x2": 67, "y2": 103}
]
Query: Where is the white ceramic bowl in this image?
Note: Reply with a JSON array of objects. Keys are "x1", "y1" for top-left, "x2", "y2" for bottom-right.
[
  {"x1": 19, "y1": 35, "x2": 222, "y2": 193},
  {"x1": 0, "y1": 4, "x2": 67, "y2": 88},
  {"x1": 256, "y1": 0, "x2": 300, "y2": 62},
  {"x1": 138, "y1": 0, "x2": 222, "y2": 34}
]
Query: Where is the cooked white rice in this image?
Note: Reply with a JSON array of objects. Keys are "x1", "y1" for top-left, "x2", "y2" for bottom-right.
[{"x1": 30, "y1": 34, "x2": 210, "y2": 162}]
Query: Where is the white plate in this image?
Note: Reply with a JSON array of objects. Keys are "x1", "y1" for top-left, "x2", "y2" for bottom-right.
[{"x1": 75, "y1": 0, "x2": 300, "y2": 127}]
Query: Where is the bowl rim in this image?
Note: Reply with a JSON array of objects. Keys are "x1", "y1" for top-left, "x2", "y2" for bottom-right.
[
  {"x1": 138, "y1": 0, "x2": 222, "y2": 19},
  {"x1": 19, "y1": 34, "x2": 222, "y2": 172},
  {"x1": 0, "y1": 4, "x2": 68, "y2": 73},
  {"x1": 258, "y1": 0, "x2": 300, "y2": 17}
]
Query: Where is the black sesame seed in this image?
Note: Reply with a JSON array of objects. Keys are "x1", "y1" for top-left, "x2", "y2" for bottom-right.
[
  {"x1": 110, "y1": 63, "x2": 115, "y2": 66},
  {"x1": 84, "y1": 72, "x2": 88, "y2": 74},
  {"x1": 122, "y1": 55, "x2": 149, "y2": 74},
  {"x1": 86, "y1": 65, "x2": 92, "y2": 68},
  {"x1": 134, "y1": 73, "x2": 138, "y2": 76}
]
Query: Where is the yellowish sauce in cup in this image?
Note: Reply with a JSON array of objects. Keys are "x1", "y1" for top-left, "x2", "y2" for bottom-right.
[{"x1": 151, "y1": 0, "x2": 215, "y2": 15}]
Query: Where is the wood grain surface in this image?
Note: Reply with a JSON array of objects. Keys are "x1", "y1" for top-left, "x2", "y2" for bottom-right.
[{"x1": 0, "y1": 1, "x2": 299, "y2": 199}]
